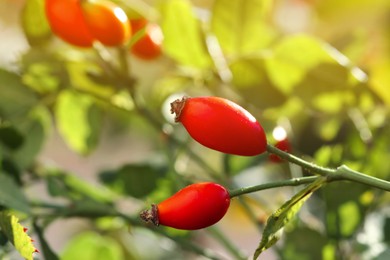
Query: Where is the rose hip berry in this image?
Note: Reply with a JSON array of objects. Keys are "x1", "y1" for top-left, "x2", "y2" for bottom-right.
[
  {"x1": 130, "y1": 18, "x2": 163, "y2": 60},
  {"x1": 140, "y1": 182, "x2": 230, "y2": 230},
  {"x1": 45, "y1": 0, "x2": 130, "y2": 47},
  {"x1": 170, "y1": 96, "x2": 267, "y2": 156}
]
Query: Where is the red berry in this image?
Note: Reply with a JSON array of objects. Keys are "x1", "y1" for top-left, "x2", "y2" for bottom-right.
[
  {"x1": 130, "y1": 18, "x2": 163, "y2": 60},
  {"x1": 45, "y1": 0, "x2": 95, "y2": 47},
  {"x1": 45, "y1": 0, "x2": 131, "y2": 47},
  {"x1": 269, "y1": 138, "x2": 291, "y2": 163},
  {"x1": 170, "y1": 96, "x2": 267, "y2": 156},
  {"x1": 140, "y1": 182, "x2": 230, "y2": 230}
]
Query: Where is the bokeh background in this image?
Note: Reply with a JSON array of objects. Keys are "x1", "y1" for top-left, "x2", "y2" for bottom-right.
[{"x1": 0, "y1": 0, "x2": 390, "y2": 259}]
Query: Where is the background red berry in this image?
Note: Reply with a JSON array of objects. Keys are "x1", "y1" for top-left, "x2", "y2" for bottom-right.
[
  {"x1": 130, "y1": 18, "x2": 163, "y2": 60},
  {"x1": 269, "y1": 138, "x2": 291, "y2": 163}
]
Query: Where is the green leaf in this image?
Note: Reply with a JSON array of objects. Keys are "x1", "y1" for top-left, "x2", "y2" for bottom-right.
[
  {"x1": 211, "y1": 0, "x2": 274, "y2": 56},
  {"x1": 230, "y1": 57, "x2": 266, "y2": 89},
  {"x1": 253, "y1": 177, "x2": 327, "y2": 259},
  {"x1": 13, "y1": 106, "x2": 51, "y2": 169},
  {"x1": 0, "y1": 174, "x2": 30, "y2": 214},
  {"x1": 0, "y1": 212, "x2": 37, "y2": 260},
  {"x1": 22, "y1": 62, "x2": 61, "y2": 94},
  {"x1": 265, "y1": 35, "x2": 334, "y2": 94},
  {"x1": 323, "y1": 182, "x2": 367, "y2": 239},
  {"x1": 294, "y1": 63, "x2": 353, "y2": 110},
  {"x1": 55, "y1": 90, "x2": 102, "y2": 155},
  {"x1": 338, "y1": 201, "x2": 361, "y2": 236},
  {"x1": 0, "y1": 69, "x2": 37, "y2": 120},
  {"x1": 61, "y1": 232, "x2": 124, "y2": 260},
  {"x1": 66, "y1": 61, "x2": 115, "y2": 98},
  {"x1": 160, "y1": 0, "x2": 212, "y2": 68},
  {"x1": 278, "y1": 227, "x2": 328, "y2": 260},
  {"x1": 0, "y1": 125, "x2": 24, "y2": 150},
  {"x1": 99, "y1": 163, "x2": 167, "y2": 198},
  {"x1": 229, "y1": 57, "x2": 287, "y2": 108},
  {"x1": 370, "y1": 61, "x2": 390, "y2": 106},
  {"x1": 21, "y1": 0, "x2": 51, "y2": 46}
]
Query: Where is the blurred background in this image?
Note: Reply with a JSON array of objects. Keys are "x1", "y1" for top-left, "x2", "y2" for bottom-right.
[{"x1": 0, "y1": 0, "x2": 390, "y2": 259}]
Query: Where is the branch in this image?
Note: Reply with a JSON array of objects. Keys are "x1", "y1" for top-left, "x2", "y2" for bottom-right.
[
  {"x1": 229, "y1": 176, "x2": 319, "y2": 198},
  {"x1": 266, "y1": 144, "x2": 390, "y2": 192}
]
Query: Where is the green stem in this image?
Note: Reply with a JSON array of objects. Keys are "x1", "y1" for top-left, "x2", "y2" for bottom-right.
[
  {"x1": 331, "y1": 165, "x2": 390, "y2": 191},
  {"x1": 266, "y1": 144, "x2": 390, "y2": 192},
  {"x1": 266, "y1": 144, "x2": 335, "y2": 176},
  {"x1": 229, "y1": 176, "x2": 319, "y2": 198}
]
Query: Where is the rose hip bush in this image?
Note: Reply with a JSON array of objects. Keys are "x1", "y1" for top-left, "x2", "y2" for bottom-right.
[{"x1": 0, "y1": 0, "x2": 390, "y2": 259}]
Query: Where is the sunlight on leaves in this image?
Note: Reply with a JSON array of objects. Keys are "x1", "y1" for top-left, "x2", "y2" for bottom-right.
[
  {"x1": 160, "y1": 0, "x2": 212, "y2": 69},
  {"x1": 265, "y1": 34, "x2": 334, "y2": 95},
  {"x1": 211, "y1": 0, "x2": 274, "y2": 56}
]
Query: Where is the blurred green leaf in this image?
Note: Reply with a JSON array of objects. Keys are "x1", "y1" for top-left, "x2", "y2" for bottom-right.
[
  {"x1": 211, "y1": 0, "x2": 274, "y2": 56},
  {"x1": 323, "y1": 182, "x2": 367, "y2": 239},
  {"x1": 265, "y1": 35, "x2": 334, "y2": 95},
  {"x1": 230, "y1": 57, "x2": 266, "y2": 88},
  {"x1": 254, "y1": 177, "x2": 326, "y2": 259},
  {"x1": 0, "y1": 69, "x2": 37, "y2": 120},
  {"x1": 160, "y1": 0, "x2": 212, "y2": 69},
  {"x1": 0, "y1": 174, "x2": 30, "y2": 214},
  {"x1": 363, "y1": 132, "x2": 390, "y2": 179},
  {"x1": 66, "y1": 61, "x2": 115, "y2": 98},
  {"x1": 278, "y1": 227, "x2": 328, "y2": 260},
  {"x1": 55, "y1": 90, "x2": 102, "y2": 155},
  {"x1": 21, "y1": 0, "x2": 51, "y2": 46},
  {"x1": 0, "y1": 125, "x2": 24, "y2": 150},
  {"x1": 61, "y1": 232, "x2": 124, "y2": 260},
  {"x1": 100, "y1": 163, "x2": 167, "y2": 199},
  {"x1": 22, "y1": 62, "x2": 61, "y2": 94},
  {"x1": 12, "y1": 106, "x2": 51, "y2": 169},
  {"x1": 295, "y1": 63, "x2": 351, "y2": 103},
  {"x1": 0, "y1": 212, "x2": 37, "y2": 260},
  {"x1": 370, "y1": 61, "x2": 390, "y2": 105},
  {"x1": 229, "y1": 57, "x2": 287, "y2": 108},
  {"x1": 338, "y1": 201, "x2": 360, "y2": 236}
]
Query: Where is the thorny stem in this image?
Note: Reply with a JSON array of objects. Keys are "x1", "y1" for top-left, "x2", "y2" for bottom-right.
[
  {"x1": 266, "y1": 143, "x2": 390, "y2": 192},
  {"x1": 229, "y1": 176, "x2": 320, "y2": 198}
]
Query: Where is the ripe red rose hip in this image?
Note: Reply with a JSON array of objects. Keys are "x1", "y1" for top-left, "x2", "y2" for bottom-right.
[
  {"x1": 170, "y1": 96, "x2": 267, "y2": 156},
  {"x1": 140, "y1": 182, "x2": 230, "y2": 230}
]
